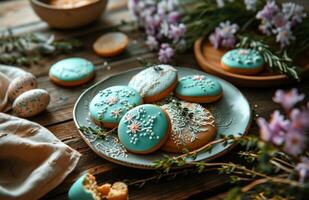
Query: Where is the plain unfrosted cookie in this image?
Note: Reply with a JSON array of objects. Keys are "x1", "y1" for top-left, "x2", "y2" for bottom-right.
[
  {"x1": 93, "y1": 32, "x2": 129, "y2": 57},
  {"x1": 175, "y1": 75, "x2": 223, "y2": 103},
  {"x1": 118, "y1": 104, "x2": 171, "y2": 154},
  {"x1": 89, "y1": 86, "x2": 143, "y2": 128},
  {"x1": 161, "y1": 100, "x2": 216, "y2": 153},
  {"x1": 221, "y1": 48, "x2": 264, "y2": 75},
  {"x1": 128, "y1": 65, "x2": 178, "y2": 103}
]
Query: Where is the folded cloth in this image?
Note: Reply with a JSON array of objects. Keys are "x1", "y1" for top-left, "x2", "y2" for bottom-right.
[
  {"x1": 0, "y1": 113, "x2": 81, "y2": 200},
  {"x1": 0, "y1": 65, "x2": 28, "y2": 112}
]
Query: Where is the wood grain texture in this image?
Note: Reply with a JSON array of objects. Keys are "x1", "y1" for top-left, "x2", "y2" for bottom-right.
[{"x1": 0, "y1": 0, "x2": 309, "y2": 200}]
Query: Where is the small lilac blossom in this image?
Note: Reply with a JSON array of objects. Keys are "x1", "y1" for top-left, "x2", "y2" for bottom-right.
[
  {"x1": 290, "y1": 108, "x2": 309, "y2": 131},
  {"x1": 168, "y1": 23, "x2": 186, "y2": 41},
  {"x1": 244, "y1": 0, "x2": 257, "y2": 11},
  {"x1": 296, "y1": 157, "x2": 309, "y2": 183},
  {"x1": 259, "y1": 21, "x2": 273, "y2": 35},
  {"x1": 282, "y1": 2, "x2": 307, "y2": 24},
  {"x1": 257, "y1": 110, "x2": 289, "y2": 145},
  {"x1": 272, "y1": 13, "x2": 288, "y2": 28},
  {"x1": 168, "y1": 11, "x2": 181, "y2": 24},
  {"x1": 158, "y1": 43, "x2": 175, "y2": 63},
  {"x1": 273, "y1": 89, "x2": 305, "y2": 111},
  {"x1": 283, "y1": 128, "x2": 306, "y2": 156},
  {"x1": 256, "y1": 1, "x2": 279, "y2": 21},
  {"x1": 209, "y1": 21, "x2": 239, "y2": 49},
  {"x1": 216, "y1": 0, "x2": 234, "y2": 8},
  {"x1": 146, "y1": 36, "x2": 159, "y2": 50}
]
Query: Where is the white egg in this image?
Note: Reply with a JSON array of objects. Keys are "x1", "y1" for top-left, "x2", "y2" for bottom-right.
[
  {"x1": 13, "y1": 89, "x2": 50, "y2": 118},
  {"x1": 7, "y1": 73, "x2": 37, "y2": 102}
]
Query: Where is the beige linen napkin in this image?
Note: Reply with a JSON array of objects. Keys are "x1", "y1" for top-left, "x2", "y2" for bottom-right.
[
  {"x1": 0, "y1": 64, "x2": 28, "y2": 112},
  {"x1": 0, "y1": 112, "x2": 81, "y2": 200}
]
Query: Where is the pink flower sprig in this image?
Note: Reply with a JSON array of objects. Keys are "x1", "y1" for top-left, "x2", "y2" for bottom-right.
[
  {"x1": 128, "y1": 0, "x2": 186, "y2": 63},
  {"x1": 209, "y1": 21, "x2": 239, "y2": 49},
  {"x1": 257, "y1": 88, "x2": 309, "y2": 157},
  {"x1": 256, "y1": 1, "x2": 307, "y2": 48}
]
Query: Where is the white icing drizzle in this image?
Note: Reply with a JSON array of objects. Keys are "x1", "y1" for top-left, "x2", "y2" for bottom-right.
[{"x1": 162, "y1": 100, "x2": 215, "y2": 146}]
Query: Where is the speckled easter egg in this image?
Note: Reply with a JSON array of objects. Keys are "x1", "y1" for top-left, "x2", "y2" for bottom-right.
[
  {"x1": 7, "y1": 73, "x2": 37, "y2": 102},
  {"x1": 13, "y1": 89, "x2": 50, "y2": 117}
]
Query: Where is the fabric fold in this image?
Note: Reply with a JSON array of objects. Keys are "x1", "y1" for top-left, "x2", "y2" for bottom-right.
[{"x1": 0, "y1": 113, "x2": 81, "y2": 200}]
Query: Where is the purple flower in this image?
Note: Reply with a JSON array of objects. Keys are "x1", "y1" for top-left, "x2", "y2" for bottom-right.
[
  {"x1": 296, "y1": 157, "x2": 309, "y2": 183},
  {"x1": 259, "y1": 21, "x2": 273, "y2": 35},
  {"x1": 146, "y1": 36, "x2": 159, "y2": 50},
  {"x1": 290, "y1": 108, "x2": 309, "y2": 131},
  {"x1": 209, "y1": 21, "x2": 239, "y2": 49},
  {"x1": 168, "y1": 11, "x2": 181, "y2": 24},
  {"x1": 257, "y1": 111, "x2": 289, "y2": 145},
  {"x1": 244, "y1": 0, "x2": 257, "y2": 11},
  {"x1": 273, "y1": 89, "x2": 305, "y2": 111},
  {"x1": 257, "y1": 1, "x2": 279, "y2": 21},
  {"x1": 272, "y1": 13, "x2": 288, "y2": 28},
  {"x1": 282, "y1": 2, "x2": 307, "y2": 25},
  {"x1": 283, "y1": 127, "x2": 306, "y2": 156},
  {"x1": 168, "y1": 23, "x2": 186, "y2": 41},
  {"x1": 158, "y1": 43, "x2": 175, "y2": 63}
]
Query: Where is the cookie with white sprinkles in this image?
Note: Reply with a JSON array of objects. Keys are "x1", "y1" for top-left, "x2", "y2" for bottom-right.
[
  {"x1": 128, "y1": 65, "x2": 178, "y2": 103},
  {"x1": 221, "y1": 48, "x2": 264, "y2": 75},
  {"x1": 161, "y1": 100, "x2": 216, "y2": 153},
  {"x1": 175, "y1": 75, "x2": 223, "y2": 103},
  {"x1": 118, "y1": 104, "x2": 171, "y2": 154},
  {"x1": 89, "y1": 86, "x2": 143, "y2": 128}
]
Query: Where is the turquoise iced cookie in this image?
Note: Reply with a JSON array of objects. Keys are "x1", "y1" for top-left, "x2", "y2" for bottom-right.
[
  {"x1": 68, "y1": 174, "x2": 100, "y2": 200},
  {"x1": 175, "y1": 75, "x2": 223, "y2": 103},
  {"x1": 221, "y1": 48, "x2": 264, "y2": 75},
  {"x1": 128, "y1": 65, "x2": 178, "y2": 102},
  {"x1": 49, "y1": 58, "x2": 95, "y2": 86},
  {"x1": 118, "y1": 104, "x2": 171, "y2": 154},
  {"x1": 89, "y1": 86, "x2": 142, "y2": 128}
]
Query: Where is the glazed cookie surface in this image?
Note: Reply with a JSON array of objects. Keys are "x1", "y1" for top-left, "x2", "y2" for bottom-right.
[
  {"x1": 221, "y1": 48, "x2": 264, "y2": 75},
  {"x1": 49, "y1": 58, "x2": 95, "y2": 86},
  {"x1": 118, "y1": 104, "x2": 171, "y2": 154},
  {"x1": 161, "y1": 100, "x2": 216, "y2": 153},
  {"x1": 89, "y1": 86, "x2": 142, "y2": 128},
  {"x1": 175, "y1": 75, "x2": 223, "y2": 103},
  {"x1": 68, "y1": 173, "x2": 100, "y2": 200},
  {"x1": 128, "y1": 65, "x2": 178, "y2": 103}
]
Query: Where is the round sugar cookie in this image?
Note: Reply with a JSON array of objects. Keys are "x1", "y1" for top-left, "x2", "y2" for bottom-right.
[
  {"x1": 118, "y1": 104, "x2": 171, "y2": 154},
  {"x1": 93, "y1": 32, "x2": 129, "y2": 57},
  {"x1": 175, "y1": 75, "x2": 223, "y2": 103},
  {"x1": 89, "y1": 86, "x2": 143, "y2": 128},
  {"x1": 128, "y1": 65, "x2": 178, "y2": 103},
  {"x1": 49, "y1": 58, "x2": 95, "y2": 87},
  {"x1": 161, "y1": 100, "x2": 216, "y2": 153},
  {"x1": 221, "y1": 48, "x2": 264, "y2": 75}
]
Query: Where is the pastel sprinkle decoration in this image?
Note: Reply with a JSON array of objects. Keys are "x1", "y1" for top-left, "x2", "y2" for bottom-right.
[
  {"x1": 50, "y1": 58, "x2": 95, "y2": 82},
  {"x1": 89, "y1": 86, "x2": 142, "y2": 125},
  {"x1": 221, "y1": 48, "x2": 264, "y2": 69},
  {"x1": 175, "y1": 75, "x2": 222, "y2": 97},
  {"x1": 118, "y1": 104, "x2": 169, "y2": 153},
  {"x1": 162, "y1": 100, "x2": 215, "y2": 146}
]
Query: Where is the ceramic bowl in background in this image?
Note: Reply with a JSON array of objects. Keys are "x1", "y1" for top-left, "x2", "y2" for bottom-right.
[{"x1": 29, "y1": 0, "x2": 108, "y2": 29}]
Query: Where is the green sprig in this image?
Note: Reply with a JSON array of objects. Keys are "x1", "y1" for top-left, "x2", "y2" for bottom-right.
[{"x1": 237, "y1": 36, "x2": 301, "y2": 80}]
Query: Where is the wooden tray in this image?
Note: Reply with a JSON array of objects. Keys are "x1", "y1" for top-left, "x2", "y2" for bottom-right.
[{"x1": 194, "y1": 38, "x2": 309, "y2": 87}]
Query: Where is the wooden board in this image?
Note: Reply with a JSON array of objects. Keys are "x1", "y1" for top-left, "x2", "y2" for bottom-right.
[
  {"x1": 194, "y1": 38, "x2": 309, "y2": 87},
  {"x1": 0, "y1": 1, "x2": 308, "y2": 200}
]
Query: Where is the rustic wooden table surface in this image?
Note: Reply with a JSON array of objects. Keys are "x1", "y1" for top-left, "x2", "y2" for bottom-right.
[{"x1": 0, "y1": 0, "x2": 308, "y2": 200}]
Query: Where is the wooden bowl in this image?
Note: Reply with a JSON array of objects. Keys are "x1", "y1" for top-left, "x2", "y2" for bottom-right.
[
  {"x1": 30, "y1": 0, "x2": 108, "y2": 29},
  {"x1": 194, "y1": 38, "x2": 309, "y2": 87}
]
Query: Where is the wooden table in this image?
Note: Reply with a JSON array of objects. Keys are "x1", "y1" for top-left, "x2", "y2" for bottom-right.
[{"x1": 1, "y1": 1, "x2": 308, "y2": 199}]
